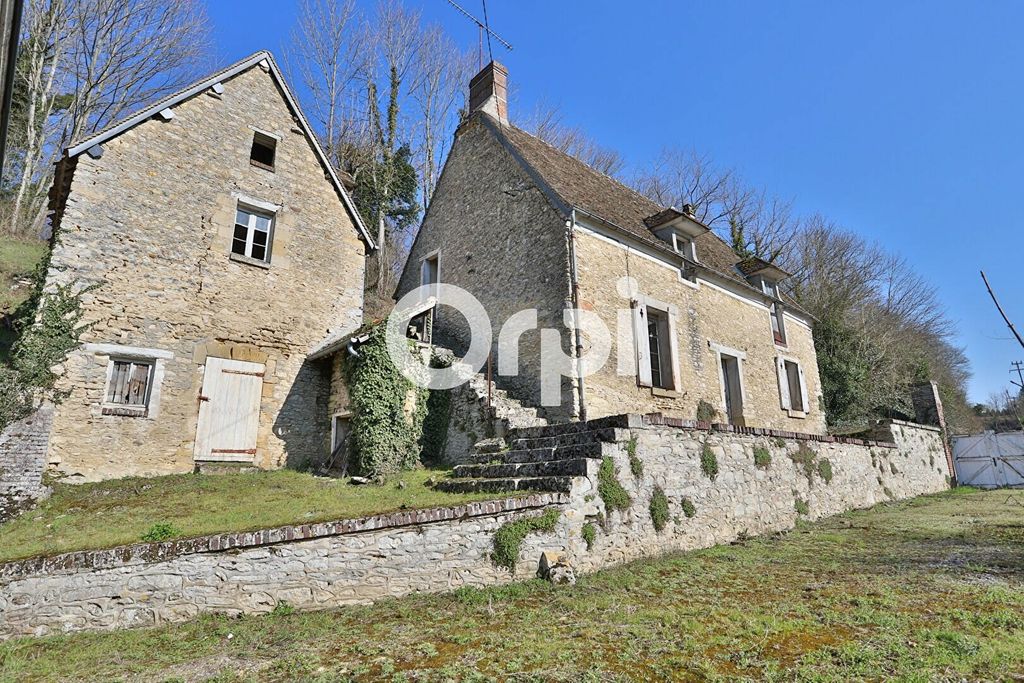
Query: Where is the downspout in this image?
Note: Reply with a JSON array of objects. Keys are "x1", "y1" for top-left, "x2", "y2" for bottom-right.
[{"x1": 567, "y1": 209, "x2": 587, "y2": 422}]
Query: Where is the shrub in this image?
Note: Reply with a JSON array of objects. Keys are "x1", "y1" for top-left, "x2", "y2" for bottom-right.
[
  {"x1": 794, "y1": 498, "x2": 809, "y2": 516},
  {"x1": 681, "y1": 497, "x2": 697, "y2": 518},
  {"x1": 700, "y1": 443, "x2": 719, "y2": 480},
  {"x1": 492, "y1": 508, "x2": 561, "y2": 572},
  {"x1": 817, "y1": 458, "x2": 833, "y2": 484},
  {"x1": 343, "y1": 324, "x2": 429, "y2": 479},
  {"x1": 696, "y1": 400, "x2": 718, "y2": 423},
  {"x1": 649, "y1": 485, "x2": 669, "y2": 532},
  {"x1": 789, "y1": 443, "x2": 817, "y2": 482},
  {"x1": 141, "y1": 522, "x2": 180, "y2": 542},
  {"x1": 753, "y1": 446, "x2": 772, "y2": 469},
  {"x1": 627, "y1": 436, "x2": 643, "y2": 479},
  {"x1": 581, "y1": 522, "x2": 596, "y2": 551},
  {"x1": 597, "y1": 457, "x2": 631, "y2": 512}
]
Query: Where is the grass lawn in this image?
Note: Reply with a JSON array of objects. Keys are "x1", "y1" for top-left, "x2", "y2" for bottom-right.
[
  {"x1": 0, "y1": 468, "x2": 510, "y2": 563},
  {"x1": 0, "y1": 238, "x2": 47, "y2": 359},
  {"x1": 2, "y1": 488, "x2": 1023, "y2": 682}
]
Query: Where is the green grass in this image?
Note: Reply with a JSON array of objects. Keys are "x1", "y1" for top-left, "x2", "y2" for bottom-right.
[
  {"x1": 0, "y1": 238, "x2": 47, "y2": 359},
  {"x1": 0, "y1": 468, "x2": 511, "y2": 563},
  {"x1": 3, "y1": 488, "x2": 1023, "y2": 681}
]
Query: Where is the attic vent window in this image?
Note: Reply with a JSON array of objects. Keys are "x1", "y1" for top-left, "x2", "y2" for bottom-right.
[{"x1": 250, "y1": 132, "x2": 276, "y2": 171}]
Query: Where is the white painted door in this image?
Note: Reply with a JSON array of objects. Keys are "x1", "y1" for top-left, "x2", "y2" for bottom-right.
[{"x1": 194, "y1": 357, "x2": 265, "y2": 462}]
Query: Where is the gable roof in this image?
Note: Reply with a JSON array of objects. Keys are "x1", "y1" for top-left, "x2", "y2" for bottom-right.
[
  {"x1": 476, "y1": 114, "x2": 810, "y2": 316},
  {"x1": 63, "y1": 50, "x2": 375, "y2": 249}
]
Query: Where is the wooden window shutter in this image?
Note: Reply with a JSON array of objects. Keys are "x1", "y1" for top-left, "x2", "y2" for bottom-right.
[
  {"x1": 776, "y1": 356, "x2": 791, "y2": 410},
  {"x1": 632, "y1": 300, "x2": 652, "y2": 388},
  {"x1": 667, "y1": 310, "x2": 681, "y2": 391},
  {"x1": 797, "y1": 363, "x2": 810, "y2": 413}
]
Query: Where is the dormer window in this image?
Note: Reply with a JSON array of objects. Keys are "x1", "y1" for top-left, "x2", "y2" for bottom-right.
[
  {"x1": 672, "y1": 234, "x2": 697, "y2": 262},
  {"x1": 250, "y1": 131, "x2": 277, "y2": 171}
]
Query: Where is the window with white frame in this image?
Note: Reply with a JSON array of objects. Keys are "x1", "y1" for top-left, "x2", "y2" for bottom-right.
[
  {"x1": 232, "y1": 204, "x2": 274, "y2": 262},
  {"x1": 776, "y1": 356, "x2": 809, "y2": 415},
  {"x1": 103, "y1": 359, "x2": 154, "y2": 415},
  {"x1": 770, "y1": 303, "x2": 786, "y2": 345},
  {"x1": 420, "y1": 253, "x2": 439, "y2": 295},
  {"x1": 672, "y1": 233, "x2": 697, "y2": 262},
  {"x1": 632, "y1": 297, "x2": 680, "y2": 391}
]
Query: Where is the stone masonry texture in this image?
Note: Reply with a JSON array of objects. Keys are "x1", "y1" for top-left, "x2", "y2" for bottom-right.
[
  {"x1": 573, "y1": 229, "x2": 827, "y2": 433},
  {"x1": 395, "y1": 116, "x2": 577, "y2": 420},
  {"x1": 43, "y1": 64, "x2": 366, "y2": 481},
  {"x1": 0, "y1": 419, "x2": 947, "y2": 639},
  {"x1": 0, "y1": 403, "x2": 53, "y2": 521}
]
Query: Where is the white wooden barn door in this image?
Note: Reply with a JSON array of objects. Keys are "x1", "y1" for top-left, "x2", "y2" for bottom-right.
[{"x1": 193, "y1": 357, "x2": 265, "y2": 462}]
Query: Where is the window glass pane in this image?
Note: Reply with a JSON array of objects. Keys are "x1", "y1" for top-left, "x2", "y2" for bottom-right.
[
  {"x1": 251, "y1": 243, "x2": 266, "y2": 261},
  {"x1": 252, "y1": 230, "x2": 267, "y2": 247},
  {"x1": 255, "y1": 215, "x2": 270, "y2": 232},
  {"x1": 236, "y1": 208, "x2": 252, "y2": 226},
  {"x1": 233, "y1": 224, "x2": 248, "y2": 241},
  {"x1": 232, "y1": 238, "x2": 247, "y2": 256}
]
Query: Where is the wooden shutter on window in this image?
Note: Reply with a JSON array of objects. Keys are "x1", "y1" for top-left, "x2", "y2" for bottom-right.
[
  {"x1": 632, "y1": 300, "x2": 652, "y2": 387},
  {"x1": 667, "y1": 310, "x2": 681, "y2": 391},
  {"x1": 776, "y1": 356, "x2": 791, "y2": 410},
  {"x1": 797, "y1": 363, "x2": 810, "y2": 413}
]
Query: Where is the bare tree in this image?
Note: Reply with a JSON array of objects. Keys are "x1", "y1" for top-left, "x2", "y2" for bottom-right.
[
  {"x1": 410, "y1": 24, "x2": 471, "y2": 207},
  {"x1": 288, "y1": 0, "x2": 367, "y2": 170},
  {"x1": 526, "y1": 103, "x2": 625, "y2": 177}
]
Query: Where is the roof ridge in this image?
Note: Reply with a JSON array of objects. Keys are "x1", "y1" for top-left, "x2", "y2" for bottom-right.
[{"x1": 66, "y1": 50, "x2": 270, "y2": 155}]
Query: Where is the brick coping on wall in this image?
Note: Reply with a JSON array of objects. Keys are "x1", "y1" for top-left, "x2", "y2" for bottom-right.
[
  {"x1": 0, "y1": 493, "x2": 568, "y2": 580},
  {"x1": 638, "y1": 412, "x2": 935, "y2": 448}
]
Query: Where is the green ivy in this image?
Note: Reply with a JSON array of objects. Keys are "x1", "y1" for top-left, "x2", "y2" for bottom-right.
[
  {"x1": 343, "y1": 324, "x2": 428, "y2": 479},
  {"x1": 597, "y1": 457, "x2": 631, "y2": 512},
  {"x1": 581, "y1": 522, "x2": 596, "y2": 551},
  {"x1": 0, "y1": 275, "x2": 93, "y2": 432},
  {"x1": 753, "y1": 446, "x2": 772, "y2": 469},
  {"x1": 817, "y1": 458, "x2": 834, "y2": 484},
  {"x1": 420, "y1": 355, "x2": 452, "y2": 465},
  {"x1": 626, "y1": 436, "x2": 643, "y2": 479},
  {"x1": 700, "y1": 443, "x2": 719, "y2": 480},
  {"x1": 649, "y1": 485, "x2": 669, "y2": 532},
  {"x1": 491, "y1": 508, "x2": 561, "y2": 572}
]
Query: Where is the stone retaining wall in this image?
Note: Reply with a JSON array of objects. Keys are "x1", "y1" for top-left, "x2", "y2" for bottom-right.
[{"x1": 0, "y1": 417, "x2": 950, "y2": 640}]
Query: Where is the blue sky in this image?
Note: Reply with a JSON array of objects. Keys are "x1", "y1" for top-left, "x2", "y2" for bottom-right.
[{"x1": 207, "y1": 0, "x2": 1024, "y2": 404}]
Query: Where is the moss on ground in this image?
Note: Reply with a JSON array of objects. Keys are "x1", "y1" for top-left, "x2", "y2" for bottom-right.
[{"x1": 5, "y1": 490, "x2": 1023, "y2": 681}]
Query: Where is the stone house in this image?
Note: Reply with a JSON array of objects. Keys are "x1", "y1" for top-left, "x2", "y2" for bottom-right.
[
  {"x1": 397, "y1": 62, "x2": 826, "y2": 434},
  {"x1": 42, "y1": 51, "x2": 374, "y2": 482}
]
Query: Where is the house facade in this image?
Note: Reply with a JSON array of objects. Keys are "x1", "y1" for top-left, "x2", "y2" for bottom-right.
[
  {"x1": 397, "y1": 62, "x2": 826, "y2": 434},
  {"x1": 43, "y1": 52, "x2": 373, "y2": 482}
]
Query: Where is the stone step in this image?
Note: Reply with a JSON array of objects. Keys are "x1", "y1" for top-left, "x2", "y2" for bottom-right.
[
  {"x1": 508, "y1": 427, "x2": 623, "y2": 451},
  {"x1": 473, "y1": 438, "x2": 507, "y2": 454},
  {"x1": 453, "y1": 458, "x2": 590, "y2": 479},
  {"x1": 468, "y1": 441, "x2": 607, "y2": 465},
  {"x1": 434, "y1": 476, "x2": 573, "y2": 494},
  {"x1": 509, "y1": 414, "x2": 636, "y2": 440}
]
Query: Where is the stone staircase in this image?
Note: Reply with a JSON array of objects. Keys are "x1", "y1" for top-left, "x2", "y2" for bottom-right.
[{"x1": 435, "y1": 415, "x2": 634, "y2": 494}]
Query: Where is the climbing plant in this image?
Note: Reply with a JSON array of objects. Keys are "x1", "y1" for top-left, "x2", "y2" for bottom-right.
[
  {"x1": 343, "y1": 324, "x2": 429, "y2": 479},
  {"x1": 492, "y1": 508, "x2": 561, "y2": 572},
  {"x1": 597, "y1": 457, "x2": 631, "y2": 512},
  {"x1": 649, "y1": 485, "x2": 669, "y2": 531}
]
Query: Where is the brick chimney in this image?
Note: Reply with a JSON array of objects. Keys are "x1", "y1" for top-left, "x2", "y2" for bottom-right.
[{"x1": 469, "y1": 61, "x2": 508, "y2": 125}]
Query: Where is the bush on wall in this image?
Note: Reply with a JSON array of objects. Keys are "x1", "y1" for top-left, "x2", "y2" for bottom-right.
[{"x1": 343, "y1": 324, "x2": 430, "y2": 479}]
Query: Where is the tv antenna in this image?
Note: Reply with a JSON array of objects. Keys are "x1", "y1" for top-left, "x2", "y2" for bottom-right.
[{"x1": 445, "y1": 0, "x2": 513, "y2": 68}]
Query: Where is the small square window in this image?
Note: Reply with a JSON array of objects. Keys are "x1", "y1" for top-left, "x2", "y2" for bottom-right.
[
  {"x1": 250, "y1": 132, "x2": 276, "y2": 171},
  {"x1": 232, "y1": 204, "x2": 275, "y2": 263},
  {"x1": 103, "y1": 359, "x2": 153, "y2": 416}
]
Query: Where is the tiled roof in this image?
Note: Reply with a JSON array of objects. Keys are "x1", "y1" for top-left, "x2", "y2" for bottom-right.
[{"x1": 486, "y1": 118, "x2": 764, "y2": 295}]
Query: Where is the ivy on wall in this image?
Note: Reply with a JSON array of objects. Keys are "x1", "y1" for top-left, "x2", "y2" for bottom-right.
[{"x1": 343, "y1": 325, "x2": 429, "y2": 480}]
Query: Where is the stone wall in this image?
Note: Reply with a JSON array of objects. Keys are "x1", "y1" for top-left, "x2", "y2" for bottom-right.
[
  {"x1": 573, "y1": 228, "x2": 827, "y2": 434},
  {"x1": 0, "y1": 404, "x2": 53, "y2": 521},
  {"x1": 0, "y1": 417, "x2": 949, "y2": 640},
  {"x1": 394, "y1": 116, "x2": 577, "y2": 420},
  {"x1": 44, "y1": 63, "x2": 366, "y2": 481}
]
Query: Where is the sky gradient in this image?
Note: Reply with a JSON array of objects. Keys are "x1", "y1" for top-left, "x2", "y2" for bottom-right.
[{"x1": 206, "y1": 0, "x2": 1024, "y2": 404}]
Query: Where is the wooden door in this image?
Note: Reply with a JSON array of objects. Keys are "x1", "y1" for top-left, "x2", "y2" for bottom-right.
[{"x1": 194, "y1": 357, "x2": 265, "y2": 462}]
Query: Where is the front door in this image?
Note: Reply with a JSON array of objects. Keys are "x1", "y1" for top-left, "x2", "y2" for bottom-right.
[{"x1": 193, "y1": 357, "x2": 265, "y2": 462}]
